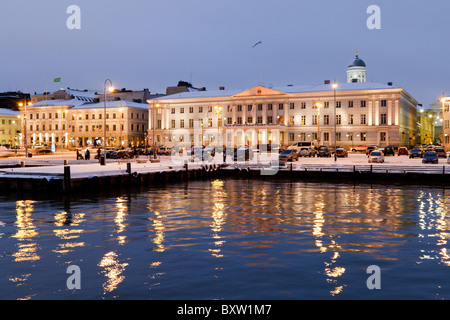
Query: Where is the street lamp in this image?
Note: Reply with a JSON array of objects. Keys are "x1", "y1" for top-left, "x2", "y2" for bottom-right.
[
  {"x1": 214, "y1": 105, "x2": 223, "y2": 145},
  {"x1": 314, "y1": 102, "x2": 322, "y2": 146},
  {"x1": 103, "y1": 79, "x2": 114, "y2": 164},
  {"x1": 332, "y1": 81, "x2": 338, "y2": 162},
  {"x1": 152, "y1": 102, "x2": 160, "y2": 159},
  {"x1": 18, "y1": 100, "x2": 32, "y2": 158},
  {"x1": 119, "y1": 107, "x2": 124, "y2": 148}
]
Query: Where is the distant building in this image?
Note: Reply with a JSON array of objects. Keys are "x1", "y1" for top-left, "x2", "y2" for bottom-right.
[
  {"x1": 0, "y1": 108, "x2": 20, "y2": 146},
  {"x1": 148, "y1": 54, "x2": 419, "y2": 149},
  {"x1": 347, "y1": 52, "x2": 367, "y2": 83},
  {"x1": 416, "y1": 107, "x2": 436, "y2": 145},
  {"x1": 0, "y1": 92, "x2": 31, "y2": 111}
]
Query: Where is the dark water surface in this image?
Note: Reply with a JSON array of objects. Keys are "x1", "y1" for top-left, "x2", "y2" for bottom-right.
[{"x1": 1, "y1": 179, "x2": 450, "y2": 300}]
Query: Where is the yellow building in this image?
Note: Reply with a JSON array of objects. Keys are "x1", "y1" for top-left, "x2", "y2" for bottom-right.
[
  {"x1": 416, "y1": 108, "x2": 436, "y2": 145},
  {"x1": 0, "y1": 108, "x2": 21, "y2": 147}
]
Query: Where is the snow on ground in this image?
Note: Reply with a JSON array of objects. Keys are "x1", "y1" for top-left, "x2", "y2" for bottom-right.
[{"x1": 0, "y1": 152, "x2": 449, "y2": 179}]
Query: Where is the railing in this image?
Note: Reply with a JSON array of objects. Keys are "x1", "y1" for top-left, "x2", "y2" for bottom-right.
[{"x1": 225, "y1": 162, "x2": 450, "y2": 175}]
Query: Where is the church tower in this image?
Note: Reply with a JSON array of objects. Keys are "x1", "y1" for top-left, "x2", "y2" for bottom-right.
[{"x1": 347, "y1": 51, "x2": 367, "y2": 83}]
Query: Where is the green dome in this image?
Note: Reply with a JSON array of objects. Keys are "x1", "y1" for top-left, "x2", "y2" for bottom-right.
[{"x1": 348, "y1": 53, "x2": 366, "y2": 68}]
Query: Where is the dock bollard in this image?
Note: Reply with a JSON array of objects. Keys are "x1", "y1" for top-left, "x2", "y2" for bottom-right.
[
  {"x1": 127, "y1": 162, "x2": 131, "y2": 175},
  {"x1": 63, "y1": 166, "x2": 71, "y2": 193},
  {"x1": 21, "y1": 161, "x2": 25, "y2": 167},
  {"x1": 64, "y1": 160, "x2": 68, "y2": 165}
]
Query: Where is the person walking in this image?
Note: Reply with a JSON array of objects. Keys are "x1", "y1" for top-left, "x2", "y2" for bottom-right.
[{"x1": 85, "y1": 149, "x2": 90, "y2": 160}]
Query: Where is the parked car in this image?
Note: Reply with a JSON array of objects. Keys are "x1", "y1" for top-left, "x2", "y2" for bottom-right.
[
  {"x1": 422, "y1": 151, "x2": 438, "y2": 164},
  {"x1": 188, "y1": 145, "x2": 204, "y2": 156},
  {"x1": 368, "y1": 150, "x2": 385, "y2": 163},
  {"x1": 351, "y1": 145, "x2": 368, "y2": 152},
  {"x1": 299, "y1": 147, "x2": 317, "y2": 157},
  {"x1": 234, "y1": 146, "x2": 254, "y2": 161},
  {"x1": 94, "y1": 150, "x2": 114, "y2": 159},
  {"x1": 383, "y1": 146, "x2": 395, "y2": 156},
  {"x1": 397, "y1": 147, "x2": 409, "y2": 156},
  {"x1": 158, "y1": 147, "x2": 171, "y2": 155},
  {"x1": 258, "y1": 143, "x2": 280, "y2": 153},
  {"x1": 194, "y1": 149, "x2": 213, "y2": 161},
  {"x1": 335, "y1": 148, "x2": 348, "y2": 157},
  {"x1": 110, "y1": 150, "x2": 132, "y2": 159},
  {"x1": 434, "y1": 147, "x2": 447, "y2": 158},
  {"x1": 318, "y1": 147, "x2": 332, "y2": 157},
  {"x1": 366, "y1": 146, "x2": 378, "y2": 155},
  {"x1": 409, "y1": 148, "x2": 423, "y2": 158},
  {"x1": 279, "y1": 149, "x2": 299, "y2": 162}
]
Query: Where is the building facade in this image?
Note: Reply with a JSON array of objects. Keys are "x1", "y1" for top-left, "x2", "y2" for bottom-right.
[
  {"x1": 0, "y1": 108, "x2": 20, "y2": 147},
  {"x1": 147, "y1": 55, "x2": 418, "y2": 150},
  {"x1": 19, "y1": 97, "x2": 149, "y2": 149}
]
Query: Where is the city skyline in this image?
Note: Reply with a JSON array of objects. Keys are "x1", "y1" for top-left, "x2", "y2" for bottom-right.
[{"x1": 1, "y1": 0, "x2": 450, "y2": 107}]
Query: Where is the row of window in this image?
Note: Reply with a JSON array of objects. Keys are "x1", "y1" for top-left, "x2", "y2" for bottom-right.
[
  {"x1": 288, "y1": 131, "x2": 386, "y2": 142},
  {"x1": 166, "y1": 113, "x2": 391, "y2": 128},
  {"x1": 29, "y1": 123, "x2": 146, "y2": 132},
  {"x1": 169, "y1": 100, "x2": 390, "y2": 114},
  {"x1": 27, "y1": 112, "x2": 146, "y2": 120}
]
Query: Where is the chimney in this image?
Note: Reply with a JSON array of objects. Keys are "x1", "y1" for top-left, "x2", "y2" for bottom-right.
[
  {"x1": 219, "y1": 86, "x2": 225, "y2": 90},
  {"x1": 324, "y1": 80, "x2": 330, "y2": 84},
  {"x1": 388, "y1": 82, "x2": 393, "y2": 86}
]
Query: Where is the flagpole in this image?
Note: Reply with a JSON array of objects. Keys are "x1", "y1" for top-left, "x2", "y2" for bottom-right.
[
  {"x1": 259, "y1": 42, "x2": 262, "y2": 85},
  {"x1": 252, "y1": 41, "x2": 263, "y2": 85}
]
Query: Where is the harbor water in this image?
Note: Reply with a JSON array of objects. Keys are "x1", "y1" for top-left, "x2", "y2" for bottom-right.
[{"x1": 1, "y1": 179, "x2": 449, "y2": 300}]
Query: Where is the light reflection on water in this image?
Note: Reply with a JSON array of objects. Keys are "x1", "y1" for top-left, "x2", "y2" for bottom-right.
[{"x1": 0, "y1": 179, "x2": 450, "y2": 299}]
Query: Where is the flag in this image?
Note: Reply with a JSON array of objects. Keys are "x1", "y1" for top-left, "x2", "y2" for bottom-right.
[
  {"x1": 252, "y1": 41, "x2": 262, "y2": 48},
  {"x1": 54, "y1": 77, "x2": 61, "y2": 83}
]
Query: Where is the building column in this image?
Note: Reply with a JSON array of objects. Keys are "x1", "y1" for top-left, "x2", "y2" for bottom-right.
[
  {"x1": 387, "y1": 99, "x2": 393, "y2": 125},
  {"x1": 374, "y1": 100, "x2": 380, "y2": 126},
  {"x1": 394, "y1": 100, "x2": 399, "y2": 126},
  {"x1": 368, "y1": 100, "x2": 373, "y2": 126}
]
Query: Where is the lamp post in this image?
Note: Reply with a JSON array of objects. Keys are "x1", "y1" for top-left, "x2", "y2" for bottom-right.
[
  {"x1": 103, "y1": 79, "x2": 114, "y2": 164},
  {"x1": 152, "y1": 102, "x2": 160, "y2": 159},
  {"x1": 18, "y1": 100, "x2": 31, "y2": 158},
  {"x1": 119, "y1": 107, "x2": 124, "y2": 148},
  {"x1": 332, "y1": 81, "x2": 338, "y2": 162},
  {"x1": 315, "y1": 102, "x2": 322, "y2": 146},
  {"x1": 441, "y1": 96, "x2": 449, "y2": 148},
  {"x1": 214, "y1": 105, "x2": 223, "y2": 146}
]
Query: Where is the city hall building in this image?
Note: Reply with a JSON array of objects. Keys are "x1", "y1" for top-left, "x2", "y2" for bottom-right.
[{"x1": 147, "y1": 54, "x2": 419, "y2": 149}]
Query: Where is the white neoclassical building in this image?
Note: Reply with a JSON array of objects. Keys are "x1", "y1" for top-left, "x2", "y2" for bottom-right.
[{"x1": 147, "y1": 54, "x2": 419, "y2": 150}]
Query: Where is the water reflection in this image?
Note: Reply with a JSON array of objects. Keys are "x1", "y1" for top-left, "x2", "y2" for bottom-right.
[
  {"x1": 3, "y1": 180, "x2": 450, "y2": 299},
  {"x1": 98, "y1": 251, "x2": 129, "y2": 295},
  {"x1": 12, "y1": 201, "x2": 39, "y2": 262},
  {"x1": 210, "y1": 179, "x2": 226, "y2": 258},
  {"x1": 53, "y1": 211, "x2": 86, "y2": 255},
  {"x1": 417, "y1": 191, "x2": 450, "y2": 266},
  {"x1": 115, "y1": 197, "x2": 128, "y2": 245}
]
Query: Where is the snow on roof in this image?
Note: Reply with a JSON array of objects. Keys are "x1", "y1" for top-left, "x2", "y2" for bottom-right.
[
  {"x1": 152, "y1": 81, "x2": 403, "y2": 102},
  {"x1": 71, "y1": 100, "x2": 149, "y2": 110},
  {"x1": 31, "y1": 99, "x2": 85, "y2": 108},
  {"x1": 65, "y1": 88, "x2": 96, "y2": 99},
  {"x1": 0, "y1": 108, "x2": 20, "y2": 116}
]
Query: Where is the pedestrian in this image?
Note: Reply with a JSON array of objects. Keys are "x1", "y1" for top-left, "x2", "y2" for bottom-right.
[
  {"x1": 85, "y1": 149, "x2": 90, "y2": 160},
  {"x1": 76, "y1": 149, "x2": 83, "y2": 160}
]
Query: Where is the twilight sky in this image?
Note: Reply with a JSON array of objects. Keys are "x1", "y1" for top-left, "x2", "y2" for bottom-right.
[{"x1": 1, "y1": 0, "x2": 449, "y2": 106}]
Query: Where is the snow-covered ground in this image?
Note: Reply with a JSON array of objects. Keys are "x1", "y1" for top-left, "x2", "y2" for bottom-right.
[{"x1": 0, "y1": 152, "x2": 449, "y2": 179}]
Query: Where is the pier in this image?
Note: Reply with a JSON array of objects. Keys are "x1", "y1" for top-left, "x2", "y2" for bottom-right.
[{"x1": 1, "y1": 154, "x2": 450, "y2": 195}]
